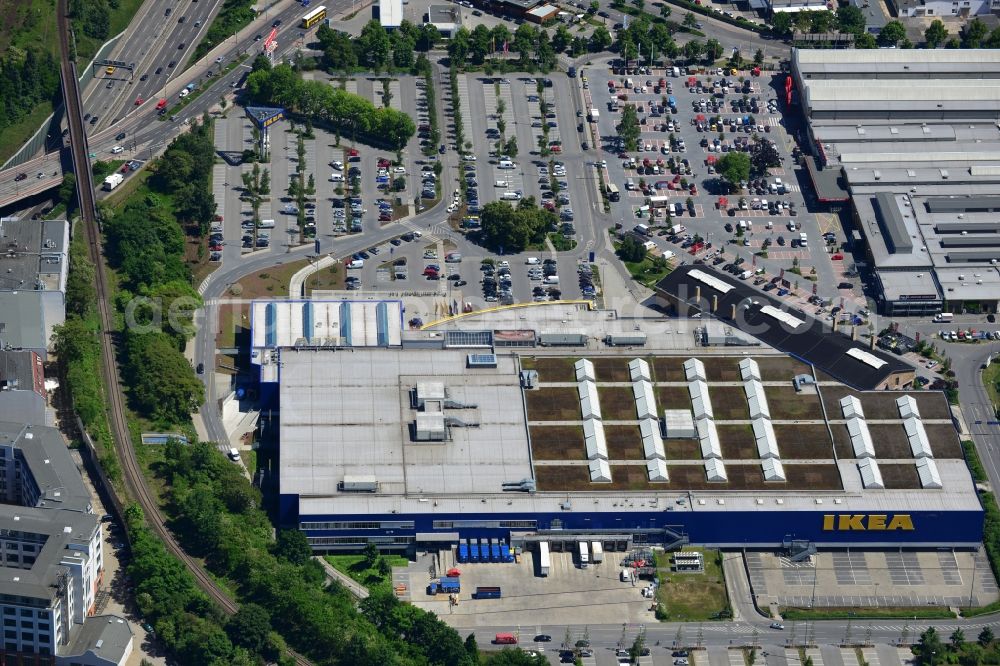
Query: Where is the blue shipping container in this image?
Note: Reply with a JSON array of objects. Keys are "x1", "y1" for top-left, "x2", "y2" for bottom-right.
[
  {"x1": 474, "y1": 586, "x2": 502, "y2": 599},
  {"x1": 458, "y1": 543, "x2": 468, "y2": 563},
  {"x1": 500, "y1": 544, "x2": 512, "y2": 562},
  {"x1": 490, "y1": 542, "x2": 501, "y2": 562},
  {"x1": 470, "y1": 541, "x2": 480, "y2": 562}
]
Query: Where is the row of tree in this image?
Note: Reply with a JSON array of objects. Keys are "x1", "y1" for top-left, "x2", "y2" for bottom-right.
[
  {"x1": 913, "y1": 626, "x2": 1000, "y2": 665},
  {"x1": 771, "y1": 9, "x2": 1000, "y2": 49},
  {"x1": 316, "y1": 20, "x2": 440, "y2": 74},
  {"x1": 245, "y1": 61, "x2": 415, "y2": 151}
]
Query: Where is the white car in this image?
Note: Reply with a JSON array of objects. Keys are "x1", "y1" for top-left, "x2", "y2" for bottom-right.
[
  {"x1": 330, "y1": 160, "x2": 343, "y2": 170},
  {"x1": 393, "y1": 166, "x2": 406, "y2": 174}
]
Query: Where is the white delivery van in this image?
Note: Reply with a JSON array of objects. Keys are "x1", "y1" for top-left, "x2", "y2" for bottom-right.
[
  {"x1": 494, "y1": 179, "x2": 508, "y2": 187},
  {"x1": 543, "y1": 275, "x2": 560, "y2": 285},
  {"x1": 740, "y1": 270, "x2": 753, "y2": 280},
  {"x1": 498, "y1": 159, "x2": 515, "y2": 169},
  {"x1": 525, "y1": 257, "x2": 540, "y2": 265},
  {"x1": 500, "y1": 191, "x2": 522, "y2": 200},
  {"x1": 330, "y1": 173, "x2": 344, "y2": 182},
  {"x1": 228, "y1": 448, "x2": 241, "y2": 461},
  {"x1": 672, "y1": 66, "x2": 680, "y2": 77},
  {"x1": 934, "y1": 312, "x2": 955, "y2": 323},
  {"x1": 110, "y1": 145, "x2": 124, "y2": 154},
  {"x1": 799, "y1": 232, "x2": 808, "y2": 246},
  {"x1": 259, "y1": 219, "x2": 275, "y2": 229},
  {"x1": 633, "y1": 223, "x2": 650, "y2": 236},
  {"x1": 625, "y1": 178, "x2": 636, "y2": 190},
  {"x1": 348, "y1": 259, "x2": 365, "y2": 269}
]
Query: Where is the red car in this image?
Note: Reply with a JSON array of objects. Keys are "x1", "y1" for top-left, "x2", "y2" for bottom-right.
[
  {"x1": 134, "y1": 96, "x2": 144, "y2": 106},
  {"x1": 120, "y1": 164, "x2": 131, "y2": 174},
  {"x1": 377, "y1": 158, "x2": 391, "y2": 168}
]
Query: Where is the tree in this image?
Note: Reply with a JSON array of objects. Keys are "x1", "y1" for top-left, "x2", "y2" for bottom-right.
[
  {"x1": 836, "y1": 4, "x2": 865, "y2": 33},
  {"x1": 683, "y1": 12, "x2": 697, "y2": 27},
  {"x1": 803, "y1": 658, "x2": 814, "y2": 666},
  {"x1": 470, "y1": 24, "x2": 492, "y2": 63},
  {"x1": 924, "y1": 19, "x2": 948, "y2": 47},
  {"x1": 879, "y1": 20, "x2": 906, "y2": 46},
  {"x1": 227, "y1": 604, "x2": 272, "y2": 655},
  {"x1": 589, "y1": 0, "x2": 599, "y2": 12},
  {"x1": 617, "y1": 105, "x2": 641, "y2": 152},
  {"x1": 750, "y1": 139, "x2": 781, "y2": 177},
  {"x1": 65, "y1": 237, "x2": 95, "y2": 317},
  {"x1": 913, "y1": 627, "x2": 945, "y2": 666},
  {"x1": 855, "y1": 32, "x2": 877, "y2": 48},
  {"x1": 659, "y1": 4, "x2": 672, "y2": 19},
  {"x1": 683, "y1": 39, "x2": 704, "y2": 62},
  {"x1": 357, "y1": 20, "x2": 392, "y2": 71},
  {"x1": 705, "y1": 38, "x2": 724, "y2": 61},
  {"x1": 771, "y1": 12, "x2": 793, "y2": 36},
  {"x1": 963, "y1": 17, "x2": 988, "y2": 47},
  {"x1": 589, "y1": 25, "x2": 613, "y2": 52},
  {"x1": 58, "y1": 172, "x2": 77, "y2": 210},
  {"x1": 553, "y1": 25, "x2": 573, "y2": 53},
  {"x1": 449, "y1": 26, "x2": 471, "y2": 62},
  {"x1": 362, "y1": 542, "x2": 380, "y2": 568},
  {"x1": 617, "y1": 235, "x2": 647, "y2": 263},
  {"x1": 504, "y1": 136, "x2": 518, "y2": 157},
  {"x1": 809, "y1": 10, "x2": 834, "y2": 34},
  {"x1": 978, "y1": 627, "x2": 994, "y2": 647},
  {"x1": 415, "y1": 23, "x2": 440, "y2": 51},
  {"x1": 716, "y1": 151, "x2": 751, "y2": 188},
  {"x1": 479, "y1": 200, "x2": 551, "y2": 252},
  {"x1": 274, "y1": 530, "x2": 312, "y2": 565},
  {"x1": 950, "y1": 628, "x2": 966, "y2": 650},
  {"x1": 124, "y1": 332, "x2": 204, "y2": 423}
]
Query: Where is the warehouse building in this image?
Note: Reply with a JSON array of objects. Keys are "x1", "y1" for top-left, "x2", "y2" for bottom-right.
[
  {"x1": 374, "y1": 0, "x2": 403, "y2": 29},
  {"x1": 262, "y1": 299, "x2": 980, "y2": 555},
  {"x1": 791, "y1": 49, "x2": 1000, "y2": 314}
]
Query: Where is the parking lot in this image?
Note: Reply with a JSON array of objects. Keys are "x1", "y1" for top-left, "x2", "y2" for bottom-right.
[
  {"x1": 585, "y1": 58, "x2": 865, "y2": 316},
  {"x1": 408, "y1": 549, "x2": 657, "y2": 629}
]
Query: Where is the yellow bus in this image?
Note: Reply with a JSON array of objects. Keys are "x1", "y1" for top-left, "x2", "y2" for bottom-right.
[{"x1": 301, "y1": 5, "x2": 327, "y2": 28}]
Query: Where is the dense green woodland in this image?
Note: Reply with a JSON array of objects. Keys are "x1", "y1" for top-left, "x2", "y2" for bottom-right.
[
  {"x1": 130, "y1": 437, "x2": 552, "y2": 665},
  {"x1": 245, "y1": 60, "x2": 415, "y2": 151},
  {"x1": 0, "y1": 47, "x2": 60, "y2": 138}
]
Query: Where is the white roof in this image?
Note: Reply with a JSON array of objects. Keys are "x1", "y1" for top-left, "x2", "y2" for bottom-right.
[
  {"x1": 633, "y1": 380, "x2": 657, "y2": 420},
  {"x1": 578, "y1": 380, "x2": 602, "y2": 420},
  {"x1": 896, "y1": 395, "x2": 920, "y2": 419},
  {"x1": 583, "y1": 418, "x2": 608, "y2": 461},
  {"x1": 858, "y1": 458, "x2": 885, "y2": 489},
  {"x1": 705, "y1": 458, "x2": 728, "y2": 482},
  {"x1": 846, "y1": 347, "x2": 888, "y2": 370},
  {"x1": 840, "y1": 395, "x2": 865, "y2": 420},
  {"x1": 574, "y1": 358, "x2": 596, "y2": 382},
  {"x1": 646, "y1": 458, "x2": 669, "y2": 482},
  {"x1": 762, "y1": 458, "x2": 786, "y2": 482},
  {"x1": 760, "y1": 305, "x2": 805, "y2": 330},
  {"x1": 683, "y1": 358, "x2": 707, "y2": 381},
  {"x1": 696, "y1": 418, "x2": 722, "y2": 459},
  {"x1": 917, "y1": 457, "x2": 943, "y2": 489},
  {"x1": 904, "y1": 416, "x2": 933, "y2": 458},
  {"x1": 689, "y1": 268, "x2": 734, "y2": 294},
  {"x1": 639, "y1": 417, "x2": 666, "y2": 460},
  {"x1": 380, "y1": 0, "x2": 403, "y2": 26},
  {"x1": 663, "y1": 409, "x2": 696, "y2": 438},
  {"x1": 589, "y1": 458, "x2": 612, "y2": 483},
  {"x1": 752, "y1": 418, "x2": 780, "y2": 459},
  {"x1": 689, "y1": 380, "x2": 714, "y2": 419},
  {"x1": 739, "y1": 358, "x2": 761, "y2": 382},
  {"x1": 846, "y1": 417, "x2": 876, "y2": 458},
  {"x1": 628, "y1": 358, "x2": 651, "y2": 382},
  {"x1": 745, "y1": 380, "x2": 770, "y2": 420}
]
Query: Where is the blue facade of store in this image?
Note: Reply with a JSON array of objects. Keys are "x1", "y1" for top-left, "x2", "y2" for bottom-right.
[{"x1": 283, "y1": 494, "x2": 985, "y2": 550}]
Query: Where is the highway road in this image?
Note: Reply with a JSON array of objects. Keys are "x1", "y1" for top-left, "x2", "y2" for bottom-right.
[
  {"x1": 81, "y1": 0, "x2": 227, "y2": 134},
  {"x1": 0, "y1": 0, "x2": 340, "y2": 209}
]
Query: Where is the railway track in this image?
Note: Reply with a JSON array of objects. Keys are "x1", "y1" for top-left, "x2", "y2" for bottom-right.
[{"x1": 55, "y1": 4, "x2": 312, "y2": 664}]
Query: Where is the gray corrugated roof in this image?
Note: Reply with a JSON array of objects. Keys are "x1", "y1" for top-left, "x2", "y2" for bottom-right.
[
  {"x1": 873, "y1": 192, "x2": 913, "y2": 253},
  {"x1": 65, "y1": 615, "x2": 133, "y2": 664}
]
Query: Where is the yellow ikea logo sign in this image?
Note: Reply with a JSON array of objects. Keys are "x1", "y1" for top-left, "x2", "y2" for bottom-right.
[{"x1": 822, "y1": 514, "x2": 914, "y2": 531}]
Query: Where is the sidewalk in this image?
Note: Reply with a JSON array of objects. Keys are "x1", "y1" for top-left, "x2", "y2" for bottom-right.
[{"x1": 315, "y1": 556, "x2": 370, "y2": 599}]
